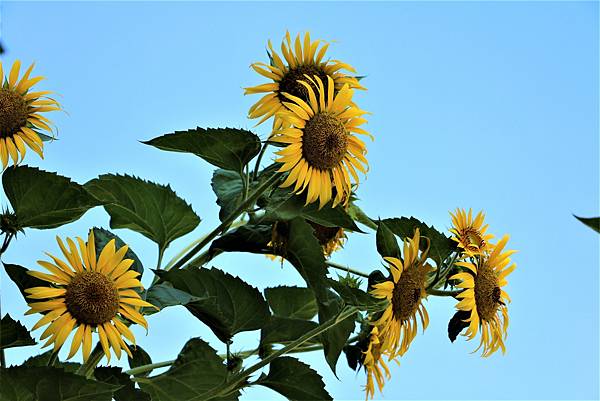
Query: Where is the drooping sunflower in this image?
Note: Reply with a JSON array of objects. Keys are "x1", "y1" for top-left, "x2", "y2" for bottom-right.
[
  {"x1": 363, "y1": 326, "x2": 394, "y2": 400},
  {"x1": 245, "y1": 31, "x2": 365, "y2": 129},
  {"x1": 370, "y1": 228, "x2": 433, "y2": 357},
  {"x1": 25, "y1": 230, "x2": 155, "y2": 362},
  {"x1": 308, "y1": 221, "x2": 346, "y2": 257},
  {"x1": 0, "y1": 60, "x2": 60, "y2": 170},
  {"x1": 273, "y1": 75, "x2": 371, "y2": 209},
  {"x1": 449, "y1": 208, "x2": 494, "y2": 256},
  {"x1": 450, "y1": 235, "x2": 516, "y2": 357}
]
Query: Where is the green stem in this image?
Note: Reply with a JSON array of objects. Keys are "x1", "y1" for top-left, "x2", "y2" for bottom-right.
[
  {"x1": 169, "y1": 172, "x2": 283, "y2": 271},
  {"x1": 203, "y1": 306, "x2": 358, "y2": 400},
  {"x1": 427, "y1": 288, "x2": 461, "y2": 297},
  {"x1": 325, "y1": 260, "x2": 370, "y2": 278},
  {"x1": 125, "y1": 359, "x2": 175, "y2": 376},
  {"x1": 252, "y1": 142, "x2": 270, "y2": 180},
  {"x1": 163, "y1": 235, "x2": 208, "y2": 270},
  {"x1": 76, "y1": 343, "x2": 104, "y2": 378},
  {"x1": 47, "y1": 350, "x2": 59, "y2": 367}
]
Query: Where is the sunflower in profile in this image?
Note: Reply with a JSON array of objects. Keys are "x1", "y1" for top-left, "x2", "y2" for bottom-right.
[
  {"x1": 370, "y1": 228, "x2": 433, "y2": 357},
  {"x1": 449, "y1": 208, "x2": 494, "y2": 256},
  {"x1": 25, "y1": 230, "x2": 155, "y2": 362},
  {"x1": 363, "y1": 326, "x2": 395, "y2": 400},
  {"x1": 450, "y1": 235, "x2": 516, "y2": 357},
  {"x1": 309, "y1": 222, "x2": 346, "y2": 257},
  {"x1": 0, "y1": 60, "x2": 60, "y2": 170},
  {"x1": 245, "y1": 31, "x2": 365, "y2": 129},
  {"x1": 273, "y1": 75, "x2": 370, "y2": 209}
]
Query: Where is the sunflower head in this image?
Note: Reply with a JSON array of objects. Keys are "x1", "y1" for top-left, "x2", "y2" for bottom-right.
[
  {"x1": 450, "y1": 235, "x2": 516, "y2": 357},
  {"x1": 25, "y1": 230, "x2": 155, "y2": 362},
  {"x1": 449, "y1": 208, "x2": 494, "y2": 256},
  {"x1": 245, "y1": 31, "x2": 365, "y2": 129},
  {"x1": 370, "y1": 228, "x2": 433, "y2": 357},
  {"x1": 0, "y1": 60, "x2": 60, "y2": 170},
  {"x1": 308, "y1": 221, "x2": 346, "y2": 257},
  {"x1": 273, "y1": 75, "x2": 371, "y2": 209},
  {"x1": 363, "y1": 326, "x2": 393, "y2": 400}
]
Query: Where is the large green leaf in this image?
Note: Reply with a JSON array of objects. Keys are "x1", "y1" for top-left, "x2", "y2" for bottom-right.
[
  {"x1": 21, "y1": 351, "x2": 81, "y2": 373},
  {"x1": 376, "y1": 220, "x2": 401, "y2": 259},
  {"x1": 346, "y1": 202, "x2": 377, "y2": 230},
  {"x1": 382, "y1": 217, "x2": 456, "y2": 266},
  {"x1": 94, "y1": 367, "x2": 150, "y2": 401},
  {"x1": 264, "y1": 286, "x2": 318, "y2": 320},
  {"x1": 137, "y1": 338, "x2": 238, "y2": 401},
  {"x1": 3, "y1": 263, "x2": 46, "y2": 303},
  {"x1": 92, "y1": 227, "x2": 143, "y2": 275},
  {"x1": 257, "y1": 357, "x2": 332, "y2": 401},
  {"x1": 328, "y1": 279, "x2": 383, "y2": 312},
  {"x1": 143, "y1": 127, "x2": 261, "y2": 172},
  {"x1": 211, "y1": 169, "x2": 244, "y2": 222},
  {"x1": 263, "y1": 190, "x2": 362, "y2": 232},
  {"x1": 127, "y1": 345, "x2": 152, "y2": 378},
  {"x1": 2, "y1": 166, "x2": 101, "y2": 229},
  {"x1": 143, "y1": 282, "x2": 206, "y2": 316},
  {"x1": 574, "y1": 215, "x2": 600, "y2": 233},
  {"x1": 158, "y1": 268, "x2": 270, "y2": 343},
  {"x1": 207, "y1": 224, "x2": 272, "y2": 260},
  {"x1": 0, "y1": 366, "x2": 120, "y2": 401},
  {"x1": 85, "y1": 174, "x2": 200, "y2": 254},
  {"x1": 0, "y1": 314, "x2": 35, "y2": 349},
  {"x1": 318, "y1": 290, "x2": 357, "y2": 375},
  {"x1": 260, "y1": 316, "x2": 319, "y2": 349}
]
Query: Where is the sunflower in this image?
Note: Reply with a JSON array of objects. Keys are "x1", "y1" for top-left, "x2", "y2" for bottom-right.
[
  {"x1": 370, "y1": 228, "x2": 433, "y2": 357},
  {"x1": 450, "y1": 235, "x2": 516, "y2": 357},
  {"x1": 25, "y1": 230, "x2": 155, "y2": 362},
  {"x1": 308, "y1": 221, "x2": 346, "y2": 257},
  {"x1": 0, "y1": 60, "x2": 60, "y2": 170},
  {"x1": 272, "y1": 75, "x2": 370, "y2": 209},
  {"x1": 449, "y1": 208, "x2": 494, "y2": 256},
  {"x1": 363, "y1": 326, "x2": 394, "y2": 400},
  {"x1": 245, "y1": 31, "x2": 365, "y2": 129}
]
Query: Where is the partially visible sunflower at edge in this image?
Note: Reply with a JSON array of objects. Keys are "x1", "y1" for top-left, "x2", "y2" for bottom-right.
[
  {"x1": 272, "y1": 75, "x2": 370, "y2": 209},
  {"x1": 450, "y1": 208, "x2": 494, "y2": 256},
  {"x1": 370, "y1": 228, "x2": 433, "y2": 358},
  {"x1": 0, "y1": 60, "x2": 60, "y2": 170},
  {"x1": 363, "y1": 326, "x2": 397, "y2": 400},
  {"x1": 450, "y1": 235, "x2": 516, "y2": 357},
  {"x1": 245, "y1": 31, "x2": 365, "y2": 130},
  {"x1": 25, "y1": 230, "x2": 155, "y2": 362}
]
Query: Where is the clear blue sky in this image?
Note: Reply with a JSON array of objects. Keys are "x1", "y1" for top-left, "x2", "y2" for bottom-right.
[{"x1": 1, "y1": 2, "x2": 598, "y2": 400}]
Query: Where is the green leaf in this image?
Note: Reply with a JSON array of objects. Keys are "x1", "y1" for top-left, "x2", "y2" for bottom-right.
[
  {"x1": 346, "y1": 202, "x2": 377, "y2": 230},
  {"x1": 0, "y1": 314, "x2": 35, "y2": 349},
  {"x1": 257, "y1": 357, "x2": 332, "y2": 401},
  {"x1": 158, "y1": 267, "x2": 270, "y2": 343},
  {"x1": 92, "y1": 227, "x2": 143, "y2": 275},
  {"x1": 2, "y1": 166, "x2": 101, "y2": 229},
  {"x1": 328, "y1": 279, "x2": 382, "y2": 312},
  {"x1": 263, "y1": 190, "x2": 362, "y2": 232},
  {"x1": 318, "y1": 290, "x2": 357, "y2": 375},
  {"x1": 85, "y1": 174, "x2": 200, "y2": 254},
  {"x1": 137, "y1": 338, "x2": 238, "y2": 401},
  {"x1": 448, "y1": 310, "x2": 471, "y2": 343},
  {"x1": 382, "y1": 217, "x2": 455, "y2": 266},
  {"x1": 574, "y1": 215, "x2": 600, "y2": 233},
  {"x1": 143, "y1": 282, "x2": 206, "y2": 316},
  {"x1": 21, "y1": 351, "x2": 81, "y2": 373},
  {"x1": 127, "y1": 345, "x2": 153, "y2": 377},
  {"x1": 376, "y1": 220, "x2": 401, "y2": 259},
  {"x1": 0, "y1": 366, "x2": 120, "y2": 401},
  {"x1": 264, "y1": 286, "x2": 318, "y2": 320},
  {"x1": 260, "y1": 316, "x2": 319, "y2": 348},
  {"x1": 3, "y1": 263, "x2": 46, "y2": 303},
  {"x1": 143, "y1": 127, "x2": 261, "y2": 172},
  {"x1": 94, "y1": 367, "x2": 150, "y2": 401},
  {"x1": 211, "y1": 169, "x2": 244, "y2": 222},
  {"x1": 208, "y1": 224, "x2": 272, "y2": 260}
]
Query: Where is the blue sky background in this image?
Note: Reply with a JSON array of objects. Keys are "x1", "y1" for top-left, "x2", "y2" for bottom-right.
[{"x1": 1, "y1": 1, "x2": 598, "y2": 400}]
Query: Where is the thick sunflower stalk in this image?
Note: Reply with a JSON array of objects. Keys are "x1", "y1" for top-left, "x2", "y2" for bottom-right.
[{"x1": 0, "y1": 32, "x2": 517, "y2": 401}]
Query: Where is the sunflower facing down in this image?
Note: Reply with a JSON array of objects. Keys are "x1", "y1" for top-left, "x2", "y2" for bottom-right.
[
  {"x1": 0, "y1": 60, "x2": 60, "y2": 170},
  {"x1": 267, "y1": 220, "x2": 346, "y2": 261},
  {"x1": 245, "y1": 31, "x2": 365, "y2": 129},
  {"x1": 450, "y1": 235, "x2": 516, "y2": 357},
  {"x1": 25, "y1": 230, "x2": 155, "y2": 362},
  {"x1": 363, "y1": 326, "x2": 396, "y2": 400},
  {"x1": 273, "y1": 75, "x2": 371, "y2": 209},
  {"x1": 370, "y1": 228, "x2": 433, "y2": 358},
  {"x1": 450, "y1": 208, "x2": 494, "y2": 256}
]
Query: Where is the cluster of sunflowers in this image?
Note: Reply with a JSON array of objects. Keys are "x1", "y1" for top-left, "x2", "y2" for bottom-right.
[{"x1": 0, "y1": 31, "x2": 516, "y2": 401}]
